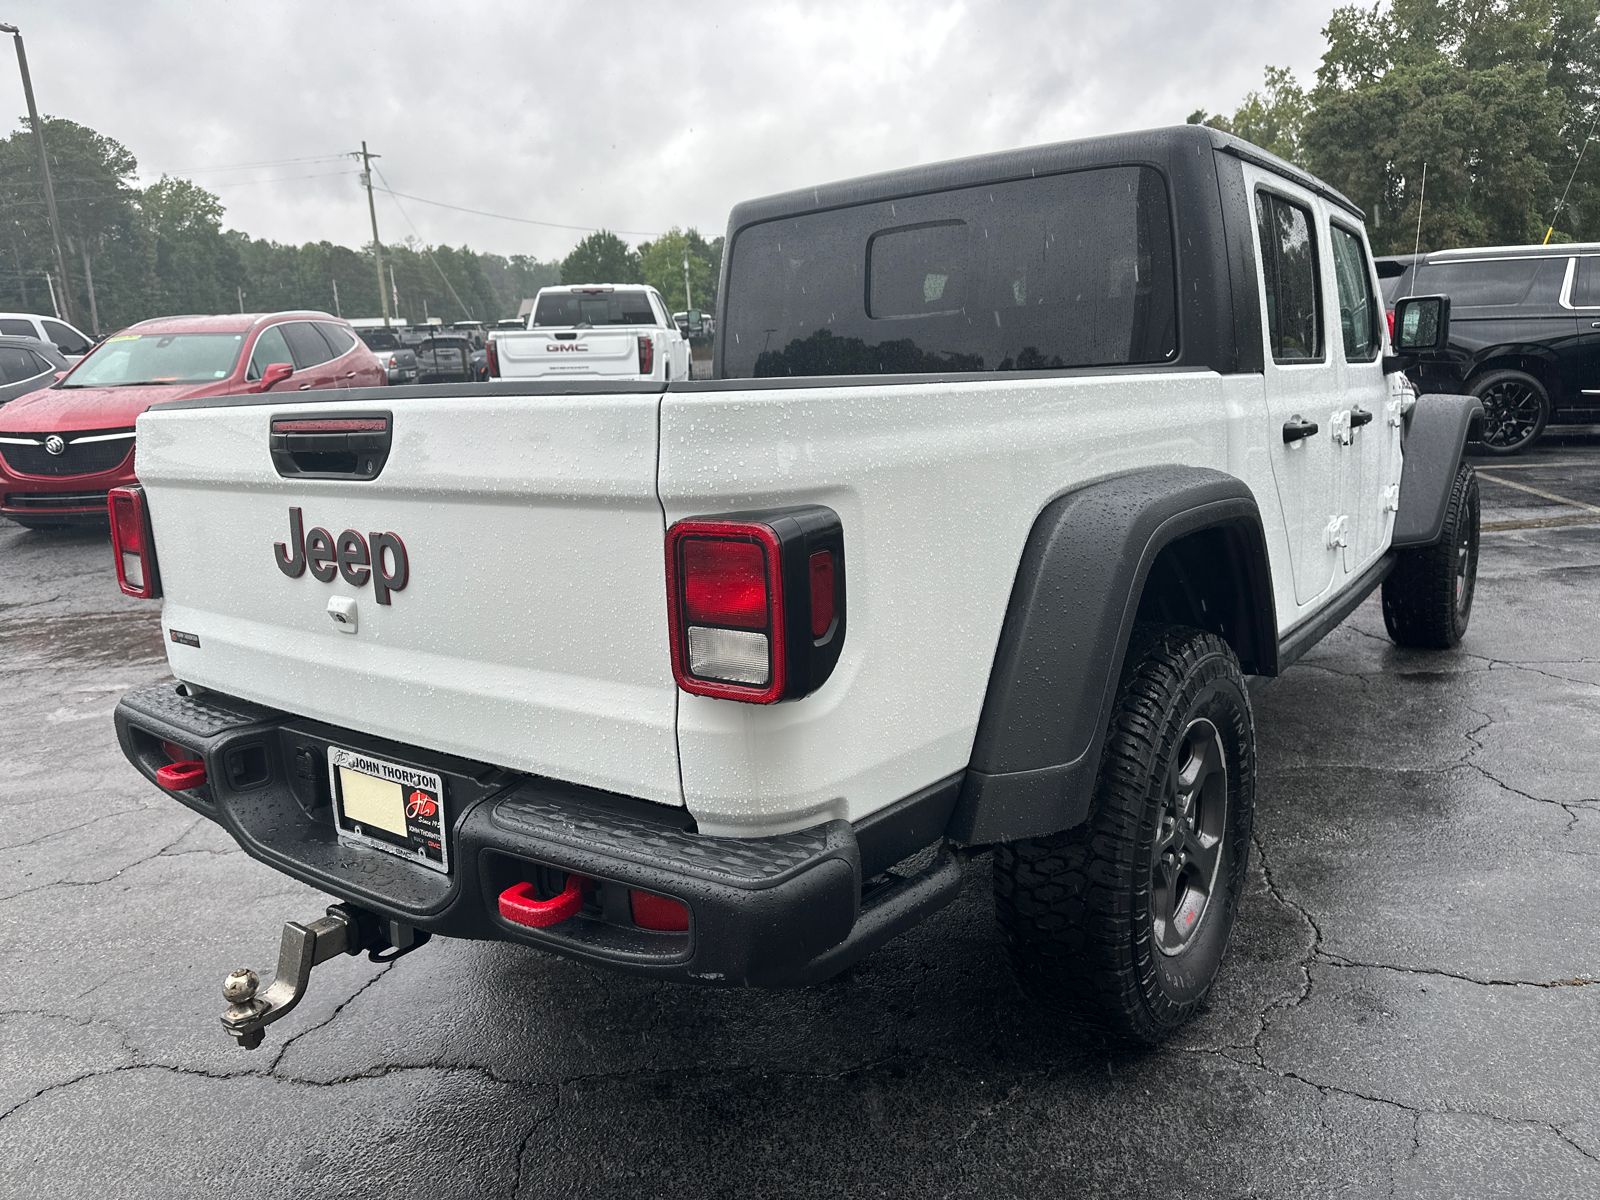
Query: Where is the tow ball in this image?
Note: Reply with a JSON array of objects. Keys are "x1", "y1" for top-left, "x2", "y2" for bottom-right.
[{"x1": 220, "y1": 903, "x2": 429, "y2": 1050}]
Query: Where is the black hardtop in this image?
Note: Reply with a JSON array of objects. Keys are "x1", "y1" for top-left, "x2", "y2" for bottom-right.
[
  {"x1": 714, "y1": 124, "x2": 1360, "y2": 379},
  {"x1": 723, "y1": 124, "x2": 1359, "y2": 237}
]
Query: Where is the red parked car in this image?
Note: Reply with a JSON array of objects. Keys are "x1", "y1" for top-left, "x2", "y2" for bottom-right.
[{"x1": 0, "y1": 311, "x2": 385, "y2": 529}]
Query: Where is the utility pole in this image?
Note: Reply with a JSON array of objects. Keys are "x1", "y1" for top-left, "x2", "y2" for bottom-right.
[
  {"x1": 2, "y1": 23, "x2": 74, "y2": 326},
  {"x1": 355, "y1": 141, "x2": 391, "y2": 327},
  {"x1": 77, "y1": 238, "x2": 99, "y2": 335},
  {"x1": 683, "y1": 250, "x2": 692, "y2": 313},
  {"x1": 331, "y1": 277, "x2": 341, "y2": 318}
]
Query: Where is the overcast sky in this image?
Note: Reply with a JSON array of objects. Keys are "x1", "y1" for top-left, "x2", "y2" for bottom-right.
[{"x1": 4, "y1": 0, "x2": 1339, "y2": 261}]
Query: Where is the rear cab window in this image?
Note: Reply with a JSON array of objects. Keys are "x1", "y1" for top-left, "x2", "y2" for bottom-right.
[
  {"x1": 533, "y1": 290, "x2": 660, "y2": 327},
  {"x1": 720, "y1": 165, "x2": 1178, "y2": 377}
]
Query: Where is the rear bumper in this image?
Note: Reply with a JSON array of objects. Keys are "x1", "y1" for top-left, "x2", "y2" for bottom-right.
[{"x1": 114, "y1": 682, "x2": 962, "y2": 987}]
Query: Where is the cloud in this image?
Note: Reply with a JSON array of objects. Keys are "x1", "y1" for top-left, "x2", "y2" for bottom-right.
[{"x1": 5, "y1": 0, "x2": 1336, "y2": 259}]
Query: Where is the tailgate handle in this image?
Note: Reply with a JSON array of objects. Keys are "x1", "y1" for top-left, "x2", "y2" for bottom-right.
[
  {"x1": 269, "y1": 413, "x2": 392, "y2": 480},
  {"x1": 498, "y1": 877, "x2": 589, "y2": 928}
]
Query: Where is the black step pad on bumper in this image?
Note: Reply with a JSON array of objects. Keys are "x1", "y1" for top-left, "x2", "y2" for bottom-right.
[{"x1": 114, "y1": 682, "x2": 963, "y2": 987}]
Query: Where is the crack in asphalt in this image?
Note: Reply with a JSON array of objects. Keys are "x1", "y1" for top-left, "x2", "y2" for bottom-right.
[
  {"x1": 267, "y1": 963, "x2": 395, "y2": 1073},
  {"x1": 1315, "y1": 957, "x2": 1596, "y2": 990},
  {"x1": 1247, "y1": 832, "x2": 1322, "y2": 1069}
]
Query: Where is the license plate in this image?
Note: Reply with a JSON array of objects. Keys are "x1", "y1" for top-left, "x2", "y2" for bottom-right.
[{"x1": 328, "y1": 747, "x2": 449, "y2": 873}]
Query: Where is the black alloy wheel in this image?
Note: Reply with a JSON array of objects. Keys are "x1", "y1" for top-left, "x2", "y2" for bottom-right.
[
  {"x1": 1150, "y1": 718, "x2": 1229, "y2": 956},
  {"x1": 993, "y1": 624, "x2": 1255, "y2": 1044},
  {"x1": 1471, "y1": 369, "x2": 1549, "y2": 455}
]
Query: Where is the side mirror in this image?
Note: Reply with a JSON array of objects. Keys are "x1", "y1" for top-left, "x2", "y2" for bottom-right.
[
  {"x1": 686, "y1": 308, "x2": 703, "y2": 335},
  {"x1": 250, "y1": 362, "x2": 295, "y2": 394},
  {"x1": 1384, "y1": 294, "x2": 1450, "y2": 373},
  {"x1": 53, "y1": 371, "x2": 66, "y2": 382}
]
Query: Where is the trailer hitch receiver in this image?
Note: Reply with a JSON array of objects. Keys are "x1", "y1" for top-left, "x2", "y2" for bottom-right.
[{"x1": 220, "y1": 903, "x2": 428, "y2": 1050}]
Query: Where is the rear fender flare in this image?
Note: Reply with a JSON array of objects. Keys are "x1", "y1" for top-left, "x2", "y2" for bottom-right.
[{"x1": 946, "y1": 466, "x2": 1276, "y2": 844}]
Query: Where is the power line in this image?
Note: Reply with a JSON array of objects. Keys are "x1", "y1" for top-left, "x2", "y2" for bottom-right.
[
  {"x1": 369, "y1": 184, "x2": 662, "y2": 237},
  {"x1": 373, "y1": 165, "x2": 475, "y2": 322},
  {"x1": 207, "y1": 170, "x2": 359, "y2": 188},
  {"x1": 163, "y1": 153, "x2": 351, "y2": 174}
]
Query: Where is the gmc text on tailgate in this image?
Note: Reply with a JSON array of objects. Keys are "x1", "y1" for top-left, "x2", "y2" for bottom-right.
[{"x1": 110, "y1": 124, "x2": 1480, "y2": 1049}]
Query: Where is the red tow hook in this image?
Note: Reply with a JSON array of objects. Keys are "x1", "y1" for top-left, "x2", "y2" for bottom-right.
[
  {"x1": 156, "y1": 759, "x2": 207, "y2": 790},
  {"x1": 498, "y1": 876, "x2": 589, "y2": 929}
]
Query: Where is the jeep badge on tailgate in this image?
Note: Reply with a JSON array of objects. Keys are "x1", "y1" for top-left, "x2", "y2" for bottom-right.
[{"x1": 273, "y1": 506, "x2": 410, "y2": 603}]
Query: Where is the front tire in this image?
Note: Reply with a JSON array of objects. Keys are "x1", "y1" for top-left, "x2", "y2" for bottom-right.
[
  {"x1": 1382, "y1": 462, "x2": 1479, "y2": 649},
  {"x1": 993, "y1": 625, "x2": 1255, "y2": 1044},
  {"x1": 1471, "y1": 369, "x2": 1548, "y2": 455}
]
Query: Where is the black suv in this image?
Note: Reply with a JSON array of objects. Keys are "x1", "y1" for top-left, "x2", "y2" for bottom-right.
[{"x1": 1377, "y1": 244, "x2": 1600, "y2": 453}]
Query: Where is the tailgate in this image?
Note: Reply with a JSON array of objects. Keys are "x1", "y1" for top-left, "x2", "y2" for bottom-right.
[
  {"x1": 498, "y1": 330, "x2": 643, "y2": 377},
  {"x1": 134, "y1": 390, "x2": 680, "y2": 805}
]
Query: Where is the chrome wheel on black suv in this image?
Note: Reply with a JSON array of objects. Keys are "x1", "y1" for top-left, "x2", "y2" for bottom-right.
[{"x1": 1471, "y1": 369, "x2": 1549, "y2": 455}]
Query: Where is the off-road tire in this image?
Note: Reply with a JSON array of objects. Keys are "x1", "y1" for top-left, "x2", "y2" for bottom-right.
[
  {"x1": 993, "y1": 624, "x2": 1255, "y2": 1045},
  {"x1": 1471, "y1": 369, "x2": 1548, "y2": 455},
  {"x1": 1382, "y1": 462, "x2": 1479, "y2": 649}
]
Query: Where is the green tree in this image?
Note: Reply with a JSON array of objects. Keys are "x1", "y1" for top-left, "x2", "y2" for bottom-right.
[
  {"x1": 560, "y1": 230, "x2": 640, "y2": 285},
  {"x1": 1199, "y1": 1, "x2": 1600, "y2": 253},
  {"x1": 637, "y1": 226, "x2": 717, "y2": 313},
  {"x1": 1189, "y1": 66, "x2": 1311, "y2": 165},
  {"x1": 140, "y1": 176, "x2": 244, "y2": 316}
]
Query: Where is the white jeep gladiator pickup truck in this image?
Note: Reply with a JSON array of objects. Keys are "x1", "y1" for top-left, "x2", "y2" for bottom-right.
[
  {"x1": 111, "y1": 125, "x2": 1479, "y2": 1050},
  {"x1": 486, "y1": 283, "x2": 690, "y2": 382}
]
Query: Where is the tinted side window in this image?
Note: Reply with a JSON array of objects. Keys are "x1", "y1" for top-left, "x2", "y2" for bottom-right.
[
  {"x1": 1413, "y1": 259, "x2": 1543, "y2": 306},
  {"x1": 318, "y1": 323, "x2": 356, "y2": 357},
  {"x1": 41, "y1": 319, "x2": 90, "y2": 355},
  {"x1": 1572, "y1": 257, "x2": 1600, "y2": 307},
  {"x1": 721, "y1": 165, "x2": 1177, "y2": 377},
  {"x1": 282, "y1": 321, "x2": 333, "y2": 368},
  {"x1": 0, "y1": 345, "x2": 44, "y2": 384},
  {"x1": 1255, "y1": 192, "x2": 1323, "y2": 362},
  {"x1": 0, "y1": 318, "x2": 34, "y2": 338},
  {"x1": 1330, "y1": 225, "x2": 1378, "y2": 362},
  {"x1": 247, "y1": 325, "x2": 293, "y2": 380}
]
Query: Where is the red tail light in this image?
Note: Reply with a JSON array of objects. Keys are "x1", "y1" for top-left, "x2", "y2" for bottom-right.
[
  {"x1": 637, "y1": 334, "x2": 654, "y2": 376},
  {"x1": 486, "y1": 339, "x2": 500, "y2": 377},
  {"x1": 109, "y1": 484, "x2": 161, "y2": 599},
  {"x1": 1386, "y1": 309, "x2": 1396, "y2": 343},
  {"x1": 665, "y1": 507, "x2": 845, "y2": 704}
]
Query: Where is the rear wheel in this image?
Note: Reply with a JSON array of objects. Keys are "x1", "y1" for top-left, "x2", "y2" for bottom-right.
[
  {"x1": 1471, "y1": 369, "x2": 1548, "y2": 455},
  {"x1": 993, "y1": 625, "x2": 1255, "y2": 1044},
  {"x1": 1382, "y1": 462, "x2": 1479, "y2": 649}
]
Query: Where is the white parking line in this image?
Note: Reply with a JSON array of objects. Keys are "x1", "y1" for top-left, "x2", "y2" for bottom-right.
[{"x1": 1474, "y1": 471, "x2": 1600, "y2": 514}]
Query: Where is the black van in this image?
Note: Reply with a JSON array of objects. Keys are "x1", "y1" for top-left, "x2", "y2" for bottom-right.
[{"x1": 1377, "y1": 244, "x2": 1600, "y2": 453}]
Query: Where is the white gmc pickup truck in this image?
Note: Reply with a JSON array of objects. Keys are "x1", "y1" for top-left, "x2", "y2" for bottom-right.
[
  {"x1": 485, "y1": 283, "x2": 690, "y2": 382},
  {"x1": 112, "y1": 125, "x2": 1480, "y2": 1050}
]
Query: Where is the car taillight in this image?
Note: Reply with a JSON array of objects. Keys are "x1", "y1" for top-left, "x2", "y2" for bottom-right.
[
  {"x1": 109, "y1": 484, "x2": 161, "y2": 599},
  {"x1": 1386, "y1": 309, "x2": 1395, "y2": 343},
  {"x1": 487, "y1": 339, "x2": 500, "y2": 378},
  {"x1": 638, "y1": 335, "x2": 654, "y2": 376},
  {"x1": 386, "y1": 354, "x2": 397, "y2": 368},
  {"x1": 665, "y1": 506, "x2": 845, "y2": 703}
]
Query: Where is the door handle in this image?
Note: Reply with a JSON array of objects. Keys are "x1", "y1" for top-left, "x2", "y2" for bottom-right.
[
  {"x1": 345, "y1": 371, "x2": 356, "y2": 378},
  {"x1": 1350, "y1": 407, "x2": 1374, "y2": 429},
  {"x1": 1592, "y1": 322, "x2": 1600, "y2": 328},
  {"x1": 1282, "y1": 418, "x2": 1320, "y2": 443},
  {"x1": 298, "y1": 383, "x2": 312, "y2": 390}
]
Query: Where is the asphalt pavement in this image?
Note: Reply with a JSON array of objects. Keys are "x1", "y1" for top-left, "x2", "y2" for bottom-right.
[{"x1": 2, "y1": 432, "x2": 1597, "y2": 1198}]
